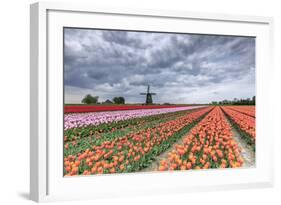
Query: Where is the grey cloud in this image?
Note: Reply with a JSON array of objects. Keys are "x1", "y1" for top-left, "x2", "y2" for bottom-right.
[{"x1": 102, "y1": 30, "x2": 145, "y2": 49}]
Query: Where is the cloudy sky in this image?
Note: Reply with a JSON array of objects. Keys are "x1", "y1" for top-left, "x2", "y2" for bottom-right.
[{"x1": 64, "y1": 28, "x2": 255, "y2": 104}]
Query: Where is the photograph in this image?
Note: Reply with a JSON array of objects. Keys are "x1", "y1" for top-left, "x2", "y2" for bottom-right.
[{"x1": 63, "y1": 28, "x2": 256, "y2": 176}]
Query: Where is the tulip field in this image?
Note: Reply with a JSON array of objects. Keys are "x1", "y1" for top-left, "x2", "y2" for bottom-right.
[
  {"x1": 222, "y1": 106, "x2": 255, "y2": 146},
  {"x1": 63, "y1": 105, "x2": 255, "y2": 176}
]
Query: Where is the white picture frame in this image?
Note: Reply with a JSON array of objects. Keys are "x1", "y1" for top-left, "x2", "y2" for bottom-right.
[{"x1": 30, "y1": 1, "x2": 274, "y2": 202}]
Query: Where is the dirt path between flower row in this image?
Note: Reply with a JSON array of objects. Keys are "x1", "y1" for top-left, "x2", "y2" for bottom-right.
[
  {"x1": 140, "y1": 133, "x2": 188, "y2": 172},
  {"x1": 224, "y1": 114, "x2": 256, "y2": 168}
]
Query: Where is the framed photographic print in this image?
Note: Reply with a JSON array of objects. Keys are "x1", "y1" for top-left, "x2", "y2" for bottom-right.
[{"x1": 30, "y1": 2, "x2": 274, "y2": 202}]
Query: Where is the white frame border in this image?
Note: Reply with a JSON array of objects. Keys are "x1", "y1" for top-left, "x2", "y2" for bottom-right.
[{"x1": 30, "y1": 2, "x2": 274, "y2": 202}]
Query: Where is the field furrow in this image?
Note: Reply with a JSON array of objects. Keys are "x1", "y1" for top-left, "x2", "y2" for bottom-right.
[
  {"x1": 227, "y1": 106, "x2": 255, "y2": 118},
  {"x1": 64, "y1": 107, "x2": 205, "y2": 156},
  {"x1": 63, "y1": 107, "x2": 213, "y2": 176},
  {"x1": 156, "y1": 107, "x2": 244, "y2": 171},
  {"x1": 221, "y1": 106, "x2": 255, "y2": 147}
]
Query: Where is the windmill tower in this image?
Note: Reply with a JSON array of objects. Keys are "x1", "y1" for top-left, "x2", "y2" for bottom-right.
[{"x1": 140, "y1": 85, "x2": 156, "y2": 104}]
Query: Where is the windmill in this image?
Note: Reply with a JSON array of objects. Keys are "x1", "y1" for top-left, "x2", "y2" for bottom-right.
[{"x1": 140, "y1": 85, "x2": 156, "y2": 104}]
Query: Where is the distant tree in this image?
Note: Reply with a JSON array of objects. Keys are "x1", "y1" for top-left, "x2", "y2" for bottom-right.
[
  {"x1": 252, "y1": 96, "x2": 256, "y2": 105},
  {"x1": 113, "y1": 97, "x2": 125, "y2": 104},
  {"x1": 214, "y1": 96, "x2": 255, "y2": 105},
  {"x1": 81, "y1": 94, "x2": 99, "y2": 104},
  {"x1": 222, "y1": 99, "x2": 229, "y2": 105}
]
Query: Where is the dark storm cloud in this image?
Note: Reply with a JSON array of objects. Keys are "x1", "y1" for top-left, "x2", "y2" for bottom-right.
[
  {"x1": 102, "y1": 31, "x2": 145, "y2": 49},
  {"x1": 64, "y1": 28, "x2": 255, "y2": 104}
]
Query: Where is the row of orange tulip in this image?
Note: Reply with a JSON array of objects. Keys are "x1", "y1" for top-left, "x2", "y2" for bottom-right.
[
  {"x1": 221, "y1": 106, "x2": 255, "y2": 139},
  {"x1": 227, "y1": 106, "x2": 255, "y2": 118},
  {"x1": 158, "y1": 107, "x2": 243, "y2": 171}
]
